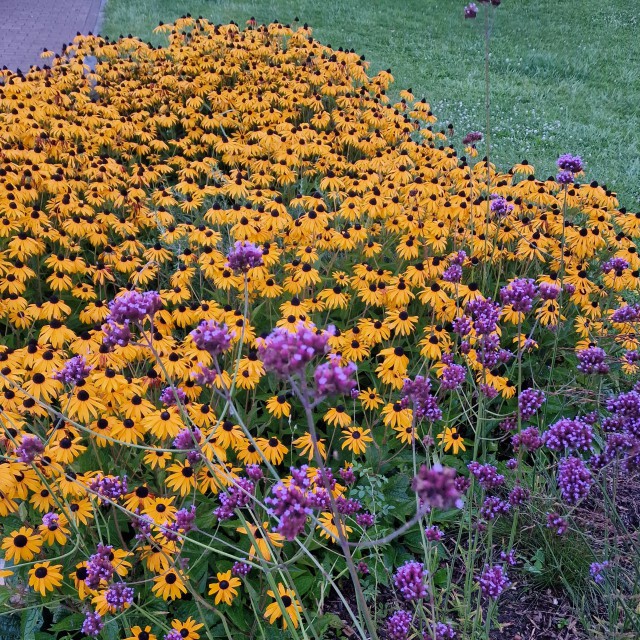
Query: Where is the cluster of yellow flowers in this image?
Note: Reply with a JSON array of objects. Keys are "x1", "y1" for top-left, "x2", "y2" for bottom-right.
[{"x1": 0, "y1": 16, "x2": 638, "y2": 633}]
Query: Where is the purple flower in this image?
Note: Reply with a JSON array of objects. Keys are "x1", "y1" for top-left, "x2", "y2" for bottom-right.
[
  {"x1": 175, "y1": 505, "x2": 197, "y2": 532},
  {"x1": 173, "y1": 427, "x2": 202, "y2": 451},
  {"x1": 265, "y1": 466, "x2": 312, "y2": 540},
  {"x1": 440, "y1": 361, "x2": 466, "y2": 391},
  {"x1": 511, "y1": 427, "x2": 543, "y2": 452},
  {"x1": 232, "y1": 561, "x2": 252, "y2": 577},
  {"x1": 190, "y1": 320, "x2": 233, "y2": 356},
  {"x1": 355, "y1": 512, "x2": 375, "y2": 528},
  {"x1": 452, "y1": 315, "x2": 472, "y2": 336},
  {"x1": 387, "y1": 610, "x2": 413, "y2": 640},
  {"x1": 16, "y1": 435, "x2": 44, "y2": 464},
  {"x1": 557, "y1": 456, "x2": 592, "y2": 504},
  {"x1": 500, "y1": 549, "x2": 518, "y2": 566},
  {"x1": 314, "y1": 356, "x2": 357, "y2": 397},
  {"x1": 424, "y1": 525, "x2": 444, "y2": 541},
  {"x1": 500, "y1": 278, "x2": 538, "y2": 313},
  {"x1": 462, "y1": 131, "x2": 482, "y2": 145},
  {"x1": 430, "y1": 623, "x2": 456, "y2": 640},
  {"x1": 489, "y1": 195, "x2": 513, "y2": 218},
  {"x1": 413, "y1": 464, "x2": 463, "y2": 510},
  {"x1": 557, "y1": 154, "x2": 584, "y2": 174},
  {"x1": 108, "y1": 290, "x2": 162, "y2": 325},
  {"x1": 611, "y1": 303, "x2": 640, "y2": 324},
  {"x1": 442, "y1": 264, "x2": 462, "y2": 283},
  {"x1": 546, "y1": 512, "x2": 568, "y2": 535},
  {"x1": 89, "y1": 474, "x2": 128, "y2": 503},
  {"x1": 508, "y1": 485, "x2": 529, "y2": 506},
  {"x1": 164, "y1": 632, "x2": 183, "y2": 640},
  {"x1": 556, "y1": 170, "x2": 575, "y2": 185},
  {"x1": 85, "y1": 544, "x2": 114, "y2": 589},
  {"x1": 590, "y1": 561, "x2": 610, "y2": 585},
  {"x1": 467, "y1": 297, "x2": 501, "y2": 335},
  {"x1": 577, "y1": 346, "x2": 609, "y2": 375},
  {"x1": 214, "y1": 477, "x2": 255, "y2": 521},
  {"x1": 53, "y1": 355, "x2": 92, "y2": 385},
  {"x1": 81, "y1": 611, "x2": 104, "y2": 637},
  {"x1": 259, "y1": 324, "x2": 332, "y2": 378},
  {"x1": 105, "y1": 582, "x2": 134, "y2": 610},
  {"x1": 518, "y1": 388, "x2": 545, "y2": 420},
  {"x1": 42, "y1": 512, "x2": 59, "y2": 530},
  {"x1": 246, "y1": 464, "x2": 264, "y2": 481},
  {"x1": 394, "y1": 561, "x2": 428, "y2": 601},
  {"x1": 480, "y1": 496, "x2": 511, "y2": 520},
  {"x1": 539, "y1": 282, "x2": 560, "y2": 300},
  {"x1": 339, "y1": 466, "x2": 356, "y2": 485},
  {"x1": 477, "y1": 565, "x2": 510, "y2": 598},
  {"x1": 226, "y1": 240, "x2": 263, "y2": 273},
  {"x1": 464, "y1": 2, "x2": 478, "y2": 18},
  {"x1": 103, "y1": 319, "x2": 132, "y2": 348},
  {"x1": 602, "y1": 257, "x2": 629, "y2": 274},
  {"x1": 160, "y1": 386, "x2": 187, "y2": 406},
  {"x1": 544, "y1": 418, "x2": 593, "y2": 452},
  {"x1": 401, "y1": 376, "x2": 442, "y2": 422},
  {"x1": 468, "y1": 462, "x2": 505, "y2": 490}
]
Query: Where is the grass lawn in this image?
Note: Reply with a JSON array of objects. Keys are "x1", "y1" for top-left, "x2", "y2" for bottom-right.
[{"x1": 102, "y1": 0, "x2": 640, "y2": 209}]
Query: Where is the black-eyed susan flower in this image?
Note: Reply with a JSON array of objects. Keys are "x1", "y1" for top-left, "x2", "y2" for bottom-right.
[
  {"x1": 168, "y1": 618, "x2": 204, "y2": 640},
  {"x1": 264, "y1": 583, "x2": 302, "y2": 630},
  {"x1": 125, "y1": 626, "x2": 157, "y2": 640},
  {"x1": 1, "y1": 526, "x2": 42, "y2": 562},
  {"x1": 341, "y1": 427, "x2": 374, "y2": 454},
  {"x1": 152, "y1": 568, "x2": 188, "y2": 601},
  {"x1": 208, "y1": 570, "x2": 241, "y2": 605},
  {"x1": 437, "y1": 427, "x2": 467, "y2": 455},
  {"x1": 236, "y1": 522, "x2": 284, "y2": 561},
  {"x1": 28, "y1": 562, "x2": 63, "y2": 596}
]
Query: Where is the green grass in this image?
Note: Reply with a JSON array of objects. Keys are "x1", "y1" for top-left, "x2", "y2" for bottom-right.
[{"x1": 102, "y1": 0, "x2": 640, "y2": 209}]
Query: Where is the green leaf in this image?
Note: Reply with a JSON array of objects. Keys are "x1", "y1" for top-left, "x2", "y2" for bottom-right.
[
  {"x1": 21, "y1": 608, "x2": 43, "y2": 640},
  {"x1": 52, "y1": 613, "x2": 86, "y2": 632}
]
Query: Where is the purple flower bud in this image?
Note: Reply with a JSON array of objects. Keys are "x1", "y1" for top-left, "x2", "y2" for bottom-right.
[
  {"x1": 500, "y1": 278, "x2": 538, "y2": 313},
  {"x1": 576, "y1": 347, "x2": 609, "y2": 375},
  {"x1": 105, "y1": 582, "x2": 134, "y2": 610},
  {"x1": 81, "y1": 612, "x2": 104, "y2": 637},
  {"x1": 232, "y1": 561, "x2": 252, "y2": 577},
  {"x1": 314, "y1": 356, "x2": 357, "y2": 397},
  {"x1": 16, "y1": 435, "x2": 44, "y2": 464},
  {"x1": 394, "y1": 561, "x2": 428, "y2": 601},
  {"x1": 557, "y1": 154, "x2": 584, "y2": 174},
  {"x1": 190, "y1": 320, "x2": 233, "y2": 356},
  {"x1": 557, "y1": 456, "x2": 592, "y2": 504},
  {"x1": 387, "y1": 610, "x2": 413, "y2": 640},
  {"x1": 160, "y1": 386, "x2": 187, "y2": 406},
  {"x1": 413, "y1": 464, "x2": 463, "y2": 510},
  {"x1": 464, "y1": 2, "x2": 478, "y2": 18},
  {"x1": 544, "y1": 418, "x2": 593, "y2": 452},
  {"x1": 424, "y1": 525, "x2": 444, "y2": 542},
  {"x1": 53, "y1": 355, "x2": 92, "y2": 385},
  {"x1": 226, "y1": 241, "x2": 264, "y2": 273},
  {"x1": 477, "y1": 565, "x2": 510, "y2": 598},
  {"x1": 518, "y1": 388, "x2": 546, "y2": 420},
  {"x1": 546, "y1": 512, "x2": 568, "y2": 535},
  {"x1": 259, "y1": 324, "x2": 332, "y2": 378}
]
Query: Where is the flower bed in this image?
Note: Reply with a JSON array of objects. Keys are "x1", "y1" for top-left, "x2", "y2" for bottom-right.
[{"x1": 0, "y1": 14, "x2": 638, "y2": 640}]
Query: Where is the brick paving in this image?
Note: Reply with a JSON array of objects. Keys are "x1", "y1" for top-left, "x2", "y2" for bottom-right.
[{"x1": 0, "y1": 0, "x2": 104, "y2": 72}]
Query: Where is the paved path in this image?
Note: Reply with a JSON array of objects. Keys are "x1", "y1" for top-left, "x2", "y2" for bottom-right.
[{"x1": 0, "y1": 0, "x2": 104, "y2": 72}]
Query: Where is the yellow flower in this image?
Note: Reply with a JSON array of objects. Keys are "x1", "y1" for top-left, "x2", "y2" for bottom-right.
[
  {"x1": 341, "y1": 427, "x2": 373, "y2": 455},
  {"x1": 28, "y1": 562, "x2": 63, "y2": 596},
  {"x1": 437, "y1": 427, "x2": 467, "y2": 455},
  {"x1": 264, "y1": 583, "x2": 302, "y2": 630},
  {"x1": 208, "y1": 570, "x2": 241, "y2": 605}
]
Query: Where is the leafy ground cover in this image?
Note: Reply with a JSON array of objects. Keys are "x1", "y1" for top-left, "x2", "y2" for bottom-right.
[
  {"x1": 101, "y1": 0, "x2": 640, "y2": 209},
  {"x1": 0, "y1": 8, "x2": 639, "y2": 640}
]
